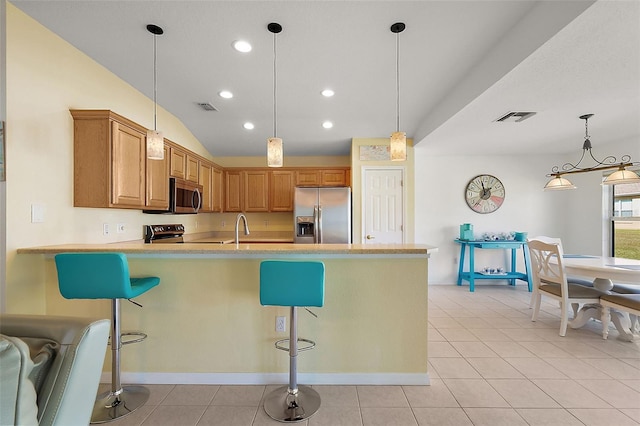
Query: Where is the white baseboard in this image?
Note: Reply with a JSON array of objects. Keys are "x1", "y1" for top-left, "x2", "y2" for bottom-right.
[{"x1": 102, "y1": 372, "x2": 430, "y2": 386}]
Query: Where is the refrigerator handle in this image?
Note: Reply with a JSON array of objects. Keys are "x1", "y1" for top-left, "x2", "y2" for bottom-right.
[
  {"x1": 313, "y1": 205, "x2": 319, "y2": 244},
  {"x1": 318, "y1": 205, "x2": 323, "y2": 244}
]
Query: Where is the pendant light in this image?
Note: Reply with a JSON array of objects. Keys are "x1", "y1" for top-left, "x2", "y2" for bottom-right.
[
  {"x1": 146, "y1": 24, "x2": 164, "y2": 160},
  {"x1": 544, "y1": 114, "x2": 639, "y2": 190},
  {"x1": 267, "y1": 23, "x2": 283, "y2": 168},
  {"x1": 390, "y1": 22, "x2": 406, "y2": 161}
]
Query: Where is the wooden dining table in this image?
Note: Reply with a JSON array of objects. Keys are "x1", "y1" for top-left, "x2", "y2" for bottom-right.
[{"x1": 557, "y1": 254, "x2": 640, "y2": 341}]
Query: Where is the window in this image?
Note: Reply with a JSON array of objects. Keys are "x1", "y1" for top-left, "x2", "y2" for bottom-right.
[{"x1": 612, "y1": 181, "x2": 640, "y2": 259}]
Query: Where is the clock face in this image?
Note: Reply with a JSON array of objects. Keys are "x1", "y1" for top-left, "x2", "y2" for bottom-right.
[{"x1": 465, "y1": 174, "x2": 505, "y2": 214}]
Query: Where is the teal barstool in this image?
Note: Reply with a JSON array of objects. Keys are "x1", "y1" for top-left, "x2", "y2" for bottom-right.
[
  {"x1": 260, "y1": 260, "x2": 325, "y2": 423},
  {"x1": 54, "y1": 252, "x2": 160, "y2": 423}
]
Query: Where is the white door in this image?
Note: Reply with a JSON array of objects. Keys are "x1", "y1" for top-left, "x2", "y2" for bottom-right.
[{"x1": 363, "y1": 168, "x2": 404, "y2": 243}]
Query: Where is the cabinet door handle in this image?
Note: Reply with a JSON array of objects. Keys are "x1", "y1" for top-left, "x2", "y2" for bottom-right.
[{"x1": 366, "y1": 235, "x2": 375, "y2": 240}]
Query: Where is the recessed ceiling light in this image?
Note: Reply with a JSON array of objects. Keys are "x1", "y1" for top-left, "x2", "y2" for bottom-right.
[
  {"x1": 321, "y1": 89, "x2": 335, "y2": 97},
  {"x1": 232, "y1": 40, "x2": 252, "y2": 53},
  {"x1": 243, "y1": 122, "x2": 255, "y2": 130},
  {"x1": 218, "y1": 90, "x2": 233, "y2": 99},
  {"x1": 322, "y1": 121, "x2": 333, "y2": 129}
]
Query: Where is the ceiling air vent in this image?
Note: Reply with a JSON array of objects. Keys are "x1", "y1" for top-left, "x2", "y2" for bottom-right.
[
  {"x1": 197, "y1": 102, "x2": 218, "y2": 112},
  {"x1": 495, "y1": 111, "x2": 536, "y2": 123}
]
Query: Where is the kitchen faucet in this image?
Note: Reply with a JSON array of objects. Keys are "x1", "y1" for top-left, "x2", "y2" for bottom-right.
[{"x1": 235, "y1": 213, "x2": 250, "y2": 245}]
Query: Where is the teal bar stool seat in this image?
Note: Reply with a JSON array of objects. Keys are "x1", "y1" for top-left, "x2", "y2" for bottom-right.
[
  {"x1": 55, "y1": 252, "x2": 159, "y2": 423},
  {"x1": 260, "y1": 260, "x2": 325, "y2": 423}
]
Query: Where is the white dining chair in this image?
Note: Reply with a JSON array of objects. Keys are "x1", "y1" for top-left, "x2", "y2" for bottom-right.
[
  {"x1": 529, "y1": 239, "x2": 605, "y2": 336},
  {"x1": 527, "y1": 236, "x2": 592, "y2": 316}
]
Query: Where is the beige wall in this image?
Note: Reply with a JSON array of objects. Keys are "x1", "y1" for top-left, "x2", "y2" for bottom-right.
[
  {"x1": 35, "y1": 254, "x2": 428, "y2": 380},
  {"x1": 350, "y1": 138, "x2": 415, "y2": 244}
]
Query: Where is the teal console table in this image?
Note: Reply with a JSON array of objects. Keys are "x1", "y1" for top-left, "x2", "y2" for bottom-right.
[{"x1": 455, "y1": 239, "x2": 532, "y2": 292}]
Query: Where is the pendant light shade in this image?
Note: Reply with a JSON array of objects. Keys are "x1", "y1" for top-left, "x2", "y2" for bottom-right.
[
  {"x1": 544, "y1": 175, "x2": 577, "y2": 191},
  {"x1": 390, "y1": 131, "x2": 407, "y2": 161},
  {"x1": 267, "y1": 23, "x2": 283, "y2": 167},
  {"x1": 146, "y1": 130, "x2": 164, "y2": 160},
  {"x1": 390, "y1": 22, "x2": 406, "y2": 162},
  {"x1": 267, "y1": 137, "x2": 283, "y2": 168},
  {"x1": 603, "y1": 168, "x2": 640, "y2": 185},
  {"x1": 146, "y1": 24, "x2": 164, "y2": 160}
]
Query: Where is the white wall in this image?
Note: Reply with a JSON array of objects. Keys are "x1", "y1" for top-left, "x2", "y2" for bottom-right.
[{"x1": 415, "y1": 136, "x2": 640, "y2": 284}]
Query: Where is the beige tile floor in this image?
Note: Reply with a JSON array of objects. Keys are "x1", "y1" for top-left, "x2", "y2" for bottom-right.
[{"x1": 104, "y1": 284, "x2": 640, "y2": 425}]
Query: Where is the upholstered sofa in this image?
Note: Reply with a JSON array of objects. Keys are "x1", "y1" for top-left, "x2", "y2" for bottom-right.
[{"x1": 0, "y1": 315, "x2": 109, "y2": 426}]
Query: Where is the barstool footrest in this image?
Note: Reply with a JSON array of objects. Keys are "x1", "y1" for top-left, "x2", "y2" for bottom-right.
[
  {"x1": 107, "y1": 332, "x2": 147, "y2": 346},
  {"x1": 275, "y1": 338, "x2": 316, "y2": 352}
]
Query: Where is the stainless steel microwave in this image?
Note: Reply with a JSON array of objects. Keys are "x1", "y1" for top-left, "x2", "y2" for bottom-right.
[{"x1": 143, "y1": 177, "x2": 202, "y2": 214}]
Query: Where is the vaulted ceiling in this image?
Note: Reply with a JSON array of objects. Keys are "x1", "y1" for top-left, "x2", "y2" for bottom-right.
[{"x1": 12, "y1": 1, "x2": 640, "y2": 158}]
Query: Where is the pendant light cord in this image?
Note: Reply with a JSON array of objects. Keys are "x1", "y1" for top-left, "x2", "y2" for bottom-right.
[
  {"x1": 273, "y1": 31, "x2": 278, "y2": 138},
  {"x1": 153, "y1": 33, "x2": 158, "y2": 131},
  {"x1": 396, "y1": 31, "x2": 400, "y2": 133}
]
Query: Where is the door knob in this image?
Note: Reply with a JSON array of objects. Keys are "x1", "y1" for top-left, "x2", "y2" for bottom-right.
[{"x1": 366, "y1": 235, "x2": 375, "y2": 240}]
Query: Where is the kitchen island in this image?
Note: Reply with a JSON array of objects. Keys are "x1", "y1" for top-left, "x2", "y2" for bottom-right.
[{"x1": 18, "y1": 243, "x2": 436, "y2": 385}]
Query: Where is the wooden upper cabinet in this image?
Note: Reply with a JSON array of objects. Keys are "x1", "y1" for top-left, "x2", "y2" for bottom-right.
[
  {"x1": 110, "y1": 121, "x2": 146, "y2": 207},
  {"x1": 146, "y1": 144, "x2": 170, "y2": 209},
  {"x1": 296, "y1": 168, "x2": 349, "y2": 187},
  {"x1": 270, "y1": 171, "x2": 294, "y2": 212},
  {"x1": 320, "y1": 169, "x2": 348, "y2": 186},
  {"x1": 199, "y1": 161, "x2": 213, "y2": 212},
  {"x1": 225, "y1": 170, "x2": 243, "y2": 212},
  {"x1": 186, "y1": 155, "x2": 199, "y2": 183},
  {"x1": 295, "y1": 170, "x2": 321, "y2": 186},
  {"x1": 244, "y1": 170, "x2": 269, "y2": 212},
  {"x1": 169, "y1": 145, "x2": 186, "y2": 180},
  {"x1": 71, "y1": 110, "x2": 146, "y2": 209},
  {"x1": 212, "y1": 166, "x2": 224, "y2": 213}
]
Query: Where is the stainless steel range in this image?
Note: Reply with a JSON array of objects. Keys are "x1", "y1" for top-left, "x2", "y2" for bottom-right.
[{"x1": 144, "y1": 224, "x2": 185, "y2": 243}]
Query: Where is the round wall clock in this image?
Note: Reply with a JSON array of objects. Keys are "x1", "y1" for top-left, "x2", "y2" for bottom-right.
[{"x1": 465, "y1": 174, "x2": 505, "y2": 214}]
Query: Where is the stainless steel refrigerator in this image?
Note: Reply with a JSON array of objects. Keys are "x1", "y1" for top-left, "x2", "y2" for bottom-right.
[{"x1": 294, "y1": 187, "x2": 351, "y2": 244}]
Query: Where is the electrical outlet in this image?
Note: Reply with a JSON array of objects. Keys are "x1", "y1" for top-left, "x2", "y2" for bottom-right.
[
  {"x1": 103, "y1": 223, "x2": 110, "y2": 236},
  {"x1": 116, "y1": 223, "x2": 125, "y2": 233},
  {"x1": 264, "y1": 220, "x2": 269, "y2": 227},
  {"x1": 453, "y1": 257, "x2": 458, "y2": 265},
  {"x1": 195, "y1": 220, "x2": 199, "y2": 229},
  {"x1": 221, "y1": 220, "x2": 226, "y2": 228},
  {"x1": 276, "y1": 316, "x2": 286, "y2": 333}
]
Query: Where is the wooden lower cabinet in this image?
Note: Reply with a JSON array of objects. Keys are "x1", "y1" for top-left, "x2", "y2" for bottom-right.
[{"x1": 270, "y1": 171, "x2": 294, "y2": 212}]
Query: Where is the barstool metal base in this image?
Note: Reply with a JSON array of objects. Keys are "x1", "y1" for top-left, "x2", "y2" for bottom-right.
[
  {"x1": 264, "y1": 385, "x2": 321, "y2": 423},
  {"x1": 90, "y1": 385, "x2": 150, "y2": 424}
]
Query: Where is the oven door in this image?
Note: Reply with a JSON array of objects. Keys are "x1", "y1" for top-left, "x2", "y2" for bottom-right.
[{"x1": 173, "y1": 179, "x2": 202, "y2": 214}]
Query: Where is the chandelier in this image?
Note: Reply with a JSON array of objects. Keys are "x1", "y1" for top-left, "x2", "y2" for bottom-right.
[{"x1": 544, "y1": 114, "x2": 640, "y2": 190}]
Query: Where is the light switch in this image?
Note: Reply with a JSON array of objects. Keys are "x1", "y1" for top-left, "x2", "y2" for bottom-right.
[{"x1": 31, "y1": 204, "x2": 45, "y2": 223}]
